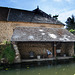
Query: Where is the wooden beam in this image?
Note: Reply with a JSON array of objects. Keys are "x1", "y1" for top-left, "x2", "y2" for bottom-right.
[
  {"x1": 54, "y1": 42, "x2": 56, "y2": 57},
  {"x1": 21, "y1": 57, "x2": 73, "y2": 62}
]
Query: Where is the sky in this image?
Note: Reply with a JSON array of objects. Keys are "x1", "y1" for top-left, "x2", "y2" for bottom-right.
[{"x1": 0, "y1": 0, "x2": 75, "y2": 24}]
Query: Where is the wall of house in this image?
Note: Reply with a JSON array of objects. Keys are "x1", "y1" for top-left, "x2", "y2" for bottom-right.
[
  {"x1": 17, "y1": 42, "x2": 53, "y2": 59},
  {"x1": 0, "y1": 21, "x2": 13, "y2": 42},
  {"x1": 0, "y1": 21, "x2": 64, "y2": 42}
]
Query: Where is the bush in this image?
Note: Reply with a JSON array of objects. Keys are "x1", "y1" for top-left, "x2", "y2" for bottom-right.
[{"x1": 0, "y1": 42, "x2": 15, "y2": 64}]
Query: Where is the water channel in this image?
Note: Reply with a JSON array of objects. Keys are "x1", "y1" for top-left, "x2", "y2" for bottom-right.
[{"x1": 0, "y1": 60, "x2": 75, "y2": 75}]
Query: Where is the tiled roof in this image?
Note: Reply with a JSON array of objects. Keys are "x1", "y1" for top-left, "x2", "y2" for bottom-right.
[
  {"x1": 0, "y1": 7, "x2": 9, "y2": 21},
  {"x1": 11, "y1": 27, "x2": 75, "y2": 42},
  {"x1": 0, "y1": 7, "x2": 64, "y2": 25}
]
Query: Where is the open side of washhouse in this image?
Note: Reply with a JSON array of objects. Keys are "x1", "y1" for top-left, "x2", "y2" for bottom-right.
[{"x1": 11, "y1": 27, "x2": 75, "y2": 63}]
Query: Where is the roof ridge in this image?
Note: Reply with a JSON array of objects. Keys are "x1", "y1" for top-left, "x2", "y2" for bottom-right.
[{"x1": 0, "y1": 6, "x2": 65, "y2": 25}]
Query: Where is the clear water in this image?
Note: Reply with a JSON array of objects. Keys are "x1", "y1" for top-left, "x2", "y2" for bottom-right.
[{"x1": 0, "y1": 62, "x2": 75, "y2": 75}]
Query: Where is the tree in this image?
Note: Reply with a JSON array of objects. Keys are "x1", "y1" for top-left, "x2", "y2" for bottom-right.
[
  {"x1": 66, "y1": 15, "x2": 75, "y2": 54},
  {"x1": 66, "y1": 15, "x2": 75, "y2": 30}
]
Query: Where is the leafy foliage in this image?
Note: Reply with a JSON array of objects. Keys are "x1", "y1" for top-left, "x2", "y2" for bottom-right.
[
  {"x1": 0, "y1": 42, "x2": 15, "y2": 64},
  {"x1": 66, "y1": 15, "x2": 75, "y2": 30},
  {"x1": 69, "y1": 29, "x2": 75, "y2": 34},
  {"x1": 3, "y1": 40, "x2": 11, "y2": 45},
  {"x1": 4, "y1": 45, "x2": 15, "y2": 63}
]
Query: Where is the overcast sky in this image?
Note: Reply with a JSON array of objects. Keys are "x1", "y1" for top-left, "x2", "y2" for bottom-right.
[{"x1": 0, "y1": 0, "x2": 75, "y2": 24}]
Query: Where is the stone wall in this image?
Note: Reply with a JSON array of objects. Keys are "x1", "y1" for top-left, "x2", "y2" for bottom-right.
[
  {"x1": 17, "y1": 42, "x2": 74, "y2": 59},
  {"x1": 0, "y1": 21, "x2": 64, "y2": 42},
  {"x1": 61, "y1": 42, "x2": 74, "y2": 56},
  {"x1": 0, "y1": 21, "x2": 13, "y2": 42},
  {"x1": 12, "y1": 42, "x2": 21, "y2": 63},
  {"x1": 17, "y1": 42, "x2": 53, "y2": 59}
]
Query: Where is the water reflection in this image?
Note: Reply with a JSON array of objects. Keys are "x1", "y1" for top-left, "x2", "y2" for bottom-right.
[{"x1": 0, "y1": 61, "x2": 75, "y2": 75}]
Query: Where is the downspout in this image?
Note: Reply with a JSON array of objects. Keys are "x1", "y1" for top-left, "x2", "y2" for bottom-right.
[
  {"x1": 6, "y1": 8, "x2": 11, "y2": 41},
  {"x1": 7, "y1": 8, "x2": 11, "y2": 21}
]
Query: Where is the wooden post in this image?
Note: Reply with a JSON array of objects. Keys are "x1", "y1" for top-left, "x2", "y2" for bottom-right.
[{"x1": 54, "y1": 42, "x2": 56, "y2": 57}]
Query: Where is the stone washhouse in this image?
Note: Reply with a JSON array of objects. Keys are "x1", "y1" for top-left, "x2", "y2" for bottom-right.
[{"x1": 0, "y1": 6, "x2": 75, "y2": 63}]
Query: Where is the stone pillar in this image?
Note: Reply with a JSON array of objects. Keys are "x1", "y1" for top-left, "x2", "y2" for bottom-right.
[{"x1": 12, "y1": 41, "x2": 21, "y2": 63}]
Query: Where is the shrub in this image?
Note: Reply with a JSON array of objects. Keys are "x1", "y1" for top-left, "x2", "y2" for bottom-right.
[{"x1": 0, "y1": 42, "x2": 15, "y2": 64}]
